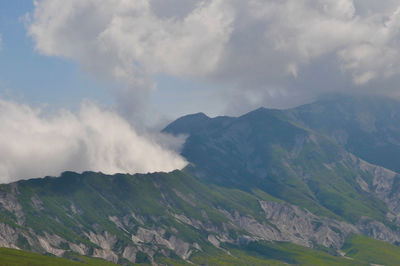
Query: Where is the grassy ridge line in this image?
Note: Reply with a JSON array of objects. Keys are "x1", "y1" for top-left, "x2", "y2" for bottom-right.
[{"x1": 0, "y1": 248, "x2": 118, "y2": 266}]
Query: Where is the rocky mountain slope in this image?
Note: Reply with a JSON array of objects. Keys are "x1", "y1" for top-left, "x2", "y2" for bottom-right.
[
  {"x1": 285, "y1": 95, "x2": 400, "y2": 173},
  {"x1": 164, "y1": 101, "x2": 400, "y2": 225},
  {"x1": 2, "y1": 95, "x2": 400, "y2": 265}
]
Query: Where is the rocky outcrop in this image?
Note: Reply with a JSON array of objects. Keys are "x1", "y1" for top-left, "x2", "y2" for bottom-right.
[
  {"x1": 0, "y1": 223, "x2": 19, "y2": 249},
  {"x1": 0, "y1": 187, "x2": 24, "y2": 225},
  {"x1": 352, "y1": 155, "x2": 400, "y2": 218},
  {"x1": 357, "y1": 217, "x2": 400, "y2": 243},
  {"x1": 132, "y1": 227, "x2": 192, "y2": 259},
  {"x1": 218, "y1": 201, "x2": 357, "y2": 250},
  {"x1": 85, "y1": 231, "x2": 117, "y2": 251},
  {"x1": 260, "y1": 201, "x2": 357, "y2": 249}
]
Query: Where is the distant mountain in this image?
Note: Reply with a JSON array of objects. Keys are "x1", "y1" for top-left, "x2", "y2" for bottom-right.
[
  {"x1": 286, "y1": 95, "x2": 400, "y2": 173},
  {"x1": 2, "y1": 95, "x2": 400, "y2": 265},
  {"x1": 164, "y1": 99, "x2": 400, "y2": 224}
]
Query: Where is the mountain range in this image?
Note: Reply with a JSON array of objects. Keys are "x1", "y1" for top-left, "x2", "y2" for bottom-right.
[{"x1": 2, "y1": 95, "x2": 400, "y2": 265}]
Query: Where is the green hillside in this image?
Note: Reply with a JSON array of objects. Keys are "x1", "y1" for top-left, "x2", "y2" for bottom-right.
[
  {"x1": 343, "y1": 235, "x2": 400, "y2": 266},
  {"x1": 0, "y1": 248, "x2": 116, "y2": 266}
]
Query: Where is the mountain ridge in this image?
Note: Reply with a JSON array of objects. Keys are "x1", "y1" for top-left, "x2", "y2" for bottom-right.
[{"x1": 2, "y1": 95, "x2": 400, "y2": 264}]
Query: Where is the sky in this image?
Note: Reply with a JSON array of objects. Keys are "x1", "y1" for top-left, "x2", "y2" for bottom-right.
[
  {"x1": 2, "y1": 0, "x2": 400, "y2": 182},
  {"x1": 0, "y1": 1, "x2": 226, "y2": 120}
]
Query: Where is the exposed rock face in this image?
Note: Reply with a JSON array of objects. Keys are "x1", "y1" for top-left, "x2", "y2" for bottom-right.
[
  {"x1": 122, "y1": 246, "x2": 137, "y2": 262},
  {"x1": 38, "y1": 235, "x2": 65, "y2": 257},
  {"x1": 360, "y1": 160, "x2": 400, "y2": 208},
  {"x1": 30, "y1": 195, "x2": 44, "y2": 210},
  {"x1": 93, "y1": 248, "x2": 119, "y2": 263},
  {"x1": 259, "y1": 201, "x2": 357, "y2": 249},
  {"x1": 85, "y1": 231, "x2": 117, "y2": 250},
  {"x1": 0, "y1": 223, "x2": 19, "y2": 249},
  {"x1": 215, "y1": 201, "x2": 357, "y2": 250},
  {"x1": 357, "y1": 217, "x2": 400, "y2": 243},
  {"x1": 219, "y1": 200, "x2": 400, "y2": 252},
  {"x1": 0, "y1": 186, "x2": 24, "y2": 225},
  {"x1": 69, "y1": 243, "x2": 89, "y2": 255},
  {"x1": 133, "y1": 227, "x2": 192, "y2": 259}
]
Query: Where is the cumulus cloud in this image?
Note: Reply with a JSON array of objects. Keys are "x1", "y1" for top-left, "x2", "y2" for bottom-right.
[
  {"x1": 0, "y1": 98, "x2": 187, "y2": 183},
  {"x1": 27, "y1": 0, "x2": 234, "y2": 117},
  {"x1": 26, "y1": 0, "x2": 400, "y2": 111}
]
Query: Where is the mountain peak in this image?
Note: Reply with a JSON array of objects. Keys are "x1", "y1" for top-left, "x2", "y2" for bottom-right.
[{"x1": 163, "y1": 112, "x2": 211, "y2": 135}]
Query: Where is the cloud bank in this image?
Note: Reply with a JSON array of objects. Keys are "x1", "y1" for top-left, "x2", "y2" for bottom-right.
[
  {"x1": 0, "y1": 99, "x2": 186, "y2": 183},
  {"x1": 27, "y1": 0, "x2": 400, "y2": 112}
]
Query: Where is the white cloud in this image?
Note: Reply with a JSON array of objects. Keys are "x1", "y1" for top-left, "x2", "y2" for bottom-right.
[
  {"x1": 27, "y1": 0, "x2": 234, "y2": 117},
  {"x1": 27, "y1": 0, "x2": 400, "y2": 112},
  {"x1": 0, "y1": 98, "x2": 187, "y2": 183},
  {"x1": 29, "y1": 0, "x2": 233, "y2": 77}
]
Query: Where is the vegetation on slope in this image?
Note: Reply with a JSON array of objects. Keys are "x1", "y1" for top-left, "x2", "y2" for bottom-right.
[
  {"x1": 0, "y1": 248, "x2": 117, "y2": 266},
  {"x1": 343, "y1": 234, "x2": 400, "y2": 266},
  {"x1": 165, "y1": 107, "x2": 388, "y2": 224}
]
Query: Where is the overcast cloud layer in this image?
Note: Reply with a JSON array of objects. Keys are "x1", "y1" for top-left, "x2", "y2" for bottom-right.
[
  {"x1": 0, "y1": 99, "x2": 186, "y2": 183},
  {"x1": 28, "y1": 0, "x2": 400, "y2": 112}
]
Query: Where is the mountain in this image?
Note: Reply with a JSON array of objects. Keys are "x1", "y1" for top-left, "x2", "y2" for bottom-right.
[
  {"x1": 285, "y1": 95, "x2": 400, "y2": 173},
  {"x1": 2, "y1": 95, "x2": 400, "y2": 265},
  {"x1": 163, "y1": 102, "x2": 400, "y2": 224},
  {"x1": 2, "y1": 169, "x2": 400, "y2": 265},
  {"x1": 0, "y1": 170, "x2": 370, "y2": 265}
]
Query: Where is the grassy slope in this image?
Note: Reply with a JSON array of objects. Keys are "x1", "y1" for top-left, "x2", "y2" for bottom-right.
[
  {"x1": 343, "y1": 235, "x2": 400, "y2": 266},
  {"x1": 7, "y1": 237, "x2": 400, "y2": 266},
  {"x1": 0, "y1": 170, "x2": 283, "y2": 260},
  {"x1": 236, "y1": 241, "x2": 365, "y2": 266},
  {"x1": 2, "y1": 171, "x2": 400, "y2": 265},
  {"x1": 13, "y1": 170, "x2": 272, "y2": 238},
  {"x1": 158, "y1": 240, "x2": 368, "y2": 266},
  {"x1": 0, "y1": 248, "x2": 117, "y2": 266}
]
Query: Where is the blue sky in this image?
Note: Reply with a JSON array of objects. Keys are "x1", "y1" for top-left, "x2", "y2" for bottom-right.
[
  {"x1": 0, "y1": 1, "x2": 228, "y2": 120},
  {"x1": 0, "y1": 2, "x2": 113, "y2": 111}
]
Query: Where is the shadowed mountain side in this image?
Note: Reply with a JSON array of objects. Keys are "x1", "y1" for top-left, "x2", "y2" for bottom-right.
[
  {"x1": 164, "y1": 105, "x2": 397, "y2": 224},
  {"x1": 285, "y1": 95, "x2": 400, "y2": 173}
]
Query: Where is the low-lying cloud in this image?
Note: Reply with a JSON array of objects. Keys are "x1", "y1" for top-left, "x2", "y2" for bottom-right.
[
  {"x1": 0, "y1": 98, "x2": 187, "y2": 183},
  {"x1": 27, "y1": 0, "x2": 400, "y2": 113}
]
